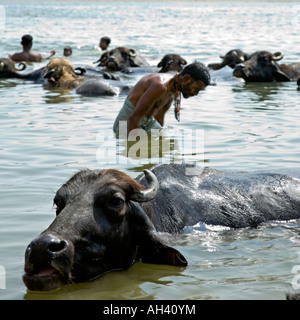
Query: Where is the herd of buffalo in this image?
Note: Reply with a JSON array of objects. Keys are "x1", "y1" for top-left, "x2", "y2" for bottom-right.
[
  {"x1": 1, "y1": 47, "x2": 300, "y2": 98},
  {"x1": 2, "y1": 47, "x2": 300, "y2": 294}
]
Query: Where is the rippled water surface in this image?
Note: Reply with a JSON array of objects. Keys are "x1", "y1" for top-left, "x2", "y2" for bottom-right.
[{"x1": 1, "y1": 1, "x2": 300, "y2": 300}]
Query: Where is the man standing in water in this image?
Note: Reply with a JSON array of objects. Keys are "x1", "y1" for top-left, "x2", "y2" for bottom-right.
[
  {"x1": 113, "y1": 62, "x2": 211, "y2": 136},
  {"x1": 9, "y1": 34, "x2": 56, "y2": 62}
]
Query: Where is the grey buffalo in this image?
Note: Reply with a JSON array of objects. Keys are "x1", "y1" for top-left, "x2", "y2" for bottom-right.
[
  {"x1": 208, "y1": 49, "x2": 250, "y2": 71},
  {"x1": 157, "y1": 54, "x2": 187, "y2": 73},
  {"x1": 233, "y1": 51, "x2": 300, "y2": 82},
  {"x1": 23, "y1": 164, "x2": 300, "y2": 291},
  {"x1": 0, "y1": 58, "x2": 44, "y2": 82},
  {"x1": 96, "y1": 47, "x2": 149, "y2": 72},
  {"x1": 120, "y1": 54, "x2": 187, "y2": 75}
]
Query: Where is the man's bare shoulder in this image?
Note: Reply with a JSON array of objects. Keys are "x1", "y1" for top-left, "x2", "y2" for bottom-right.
[
  {"x1": 9, "y1": 51, "x2": 42, "y2": 62},
  {"x1": 9, "y1": 52, "x2": 24, "y2": 61},
  {"x1": 140, "y1": 73, "x2": 172, "y2": 89}
]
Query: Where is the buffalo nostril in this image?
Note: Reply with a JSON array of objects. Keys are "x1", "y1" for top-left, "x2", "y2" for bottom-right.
[
  {"x1": 27, "y1": 234, "x2": 69, "y2": 263},
  {"x1": 47, "y1": 240, "x2": 67, "y2": 253}
]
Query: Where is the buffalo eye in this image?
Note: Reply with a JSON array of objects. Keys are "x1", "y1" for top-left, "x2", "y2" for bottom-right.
[
  {"x1": 107, "y1": 196, "x2": 125, "y2": 209},
  {"x1": 121, "y1": 51, "x2": 129, "y2": 59},
  {"x1": 53, "y1": 188, "x2": 68, "y2": 215},
  {"x1": 94, "y1": 191, "x2": 126, "y2": 211},
  {"x1": 53, "y1": 196, "x2": 66, "y2": 215}
]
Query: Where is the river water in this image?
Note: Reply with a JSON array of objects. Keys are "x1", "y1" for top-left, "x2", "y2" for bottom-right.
[{"x1": 0, "y1": 1, "x2": 300, "y2": 300}]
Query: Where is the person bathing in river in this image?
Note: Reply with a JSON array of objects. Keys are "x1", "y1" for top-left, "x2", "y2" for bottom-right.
[
  {"x1": 9, "y1": 34, "x2": 56, "y2": 62},
  {"x1": 113, "y1": 62, "x2": 211, "y2": 136},
  {"x1": 99, "y1": 36, "x2": 111, "y2": 51}
]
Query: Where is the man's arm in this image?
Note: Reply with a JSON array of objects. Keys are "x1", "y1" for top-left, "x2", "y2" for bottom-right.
[
  {"x1": 42, "y1": 50, "x2": 56, "y2": 60},
  {"x1": 153, "y1": 101, "x2": 172, "y2": 126},
  {"x1": 128, "y1": 82, "x2": 166, "y2": 132}
]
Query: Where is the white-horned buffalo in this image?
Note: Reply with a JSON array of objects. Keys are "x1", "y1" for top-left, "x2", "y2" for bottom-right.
[
  {"x1": 97, "y1": 46, "x2": 149, "y2": 72},
  {"x1": 23, "y1": 168, "x2": 186, "y2": 291},
  {"x1": 0, "y1": 58, "x2": 44, "y2": 81},
  {"x1": 233, "y1": 51, "x2": 300, "y2": 82},
  {"x1": 208, "y1": 49, "x2": 250, "y2": 71},
  {"x1": 23, "y1": 164, "x2": 300, "y2": 291},
  {"x1": 43, "y1": 58, "x2": 129, "y2": 96}
]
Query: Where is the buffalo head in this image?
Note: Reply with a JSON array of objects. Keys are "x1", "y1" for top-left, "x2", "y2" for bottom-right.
[
  {"x1": 157, "y1": 54, "x2": 187, "y2": 73},
  {"x1": 97, "y1": 47, "x2": 148, "y2": 71},
  {"x1": 42, "y1": 58, "x2": 85, "y2": 88},
  {"x1": 0, "y1": 58, "x2": 26, "y2": 78},
  {"x1": 208, "y1": 49, "x2": 250, "y2": 71},
  {"x1": 233, "y1": 51, "x2": 291, "y2": 82},
  {"x1": 23, "y1": 169, "x2": 187, "y2": 291}
]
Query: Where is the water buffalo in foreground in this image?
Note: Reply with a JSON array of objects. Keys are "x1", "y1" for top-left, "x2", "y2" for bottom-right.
[
  {"x1": 43, "y1": 58, "x2": 130, "y2": 96},
  {"x1": 208, "y1": 49, "x2": 250, "y2": 71},
  {"x1": 0, "y1": 58, "x2": 44, "y2": 82},
  {"x1": 96, "y1": 46, "x2": 149, "y2": 72},
  {"x1": 233, "y1": 51, "x2": 300, "y2": 82},
  {"x1": 23, "y1": 164, "x2": 300, "y2": 291}
]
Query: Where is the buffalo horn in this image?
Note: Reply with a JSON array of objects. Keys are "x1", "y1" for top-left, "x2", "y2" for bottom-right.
[
  {"x1": 273, "y1": 52, "x2": 284, "y2": 61},
  {"x1": 14, "y1": 62, "x2": 26, "y2": 71},
  {"x1": 0, "y1": 61, "x2": 4, "y2": 71},
  {"x1": 75, "y1": 67, "x2": 86, "y2": 76},
  {"x1": 231, "y1": 50, "x2": 244, "y2": 62},
  {"x1": 129, "y1": 49, "x2": 137, "y2": 57},
  {"x1": 130, "y1": 169, "x2": 159, "y2": 202}
]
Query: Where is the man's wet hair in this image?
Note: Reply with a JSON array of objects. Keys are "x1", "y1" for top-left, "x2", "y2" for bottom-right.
[
  {"x1": 21, "y1": 34, "x2": 33, "y2": 46},
  {"x1": 180, "y1": 62, "x2": 211, "y2": 86},
  {"x1": 101, "y1": 36, "x2": 111, "y2": 45}
]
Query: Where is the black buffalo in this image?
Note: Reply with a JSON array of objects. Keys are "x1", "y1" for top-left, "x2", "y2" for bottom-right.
[
  {"x1": 157, "y1": 54, "x2": 187, "y2": 73},
  {"x1": 208, "y1": 49, "x2": 250, "y2": 71},
  {"x1": 0, "y1": 58, "x2": 44, "y2": 82},
  {"x1": 233, "y1": 51, "x2": 300, "y2": 82},
  {"x1": 119, "y1": 54, "x2": 187, "y2": 75},
  {"x1": 96, "y1": 47, "x2": 149, "y2": 72},
  {"x1": 23, "y1": 164, "x2": 300, "y2": 291}
]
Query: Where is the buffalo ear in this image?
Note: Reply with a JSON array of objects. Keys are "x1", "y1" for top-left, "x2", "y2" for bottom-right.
[
  {"x1": 181, "y1": 58, "x2": 188, "y2": 66},
  {"x1": 274, "y1": 69, "x2": 290, "y2": 82},
  {"x1": 157, "y1": 60, "x2": 163, "y2": 68},
  {"x1": 129, "y1": 201, "x2": 187, "y2": 267},
  {"x1": 208, "y1": 62, "x2": 224, "y2": 70},
  {"x1": 139, "y1": 232, "x2": 187, "y2": 267}
]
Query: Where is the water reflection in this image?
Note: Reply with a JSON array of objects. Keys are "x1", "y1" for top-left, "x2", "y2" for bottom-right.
[
  {"x1": 96, "y1": 127, "x2": 207, "y2": 174},
  {"x1": 24, "y1": 261, "x2": 186, "y2": 300},
  {"x1": 42, "y1": 87, "x2": 74, "y2": 104},
  {"x1": 0, "y1": 79, "x2": 18, "y2": 88},
  {"x1": 232, "y1": 82, "x2": 288, "y2": 103}
]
